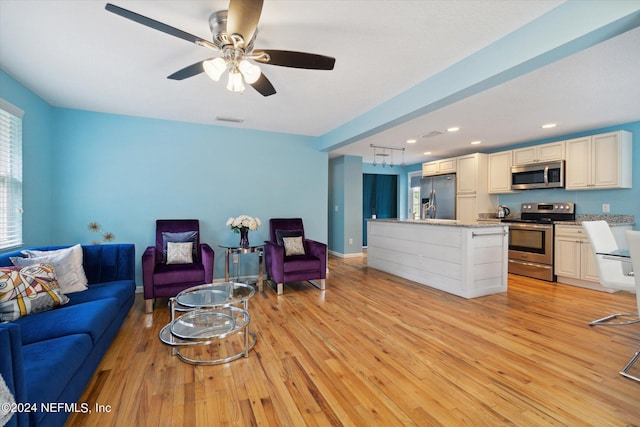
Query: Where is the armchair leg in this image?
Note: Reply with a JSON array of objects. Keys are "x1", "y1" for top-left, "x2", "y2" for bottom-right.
[
  {"x1": 145, "y1": 299, "x2": 154, "y2": 313},
  {"x1": 277, "y1": 283, "x2": 284, "y2": 295},
  {"x1": 308, "y1": 279, "x2": 326, "y2": 291}
]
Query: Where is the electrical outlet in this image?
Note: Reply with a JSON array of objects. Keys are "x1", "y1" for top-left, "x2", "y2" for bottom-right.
[
  {"x1": 348, "y1": 238, "x2": 353, "y2": 245},
  {"x1": 602, "y1": 203, "x2": 610, "y2": 213},
  {"x1": 232, "y1": 254, "x2": 239, "y2": 263},
  {"x1": 334, "y1": 205, "x2": 339, "y2": 212}
]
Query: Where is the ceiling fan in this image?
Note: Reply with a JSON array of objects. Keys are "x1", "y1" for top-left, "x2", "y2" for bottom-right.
[{"x1": 105, "y1": 0, "x2": 336, "y2": 97}]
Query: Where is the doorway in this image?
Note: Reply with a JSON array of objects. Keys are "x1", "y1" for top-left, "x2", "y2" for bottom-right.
[{"x1": 363, "y1": 174, "x2": 397, "y2": 246}]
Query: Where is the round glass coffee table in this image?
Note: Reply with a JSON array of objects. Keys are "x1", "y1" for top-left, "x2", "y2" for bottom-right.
[{"x1": 159, "y1": 282, "x2": 257, "y2": 365}]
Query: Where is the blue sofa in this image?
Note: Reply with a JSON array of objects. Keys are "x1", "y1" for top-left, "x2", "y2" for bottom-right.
[{"x1": 0, "y1": 244, "x2": 136, "y2": 427}]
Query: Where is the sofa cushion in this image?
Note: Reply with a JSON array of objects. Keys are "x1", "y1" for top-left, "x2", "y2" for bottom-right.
[
  {"x1": 0, "y1": 263, "x2": 69, "y2": 322},
  {"x1": 22, "y1": 334, "x2": 92, "y2": 424},
  {"x1": 64, "y1": 280, "x2": 135, "y2": 309},
  {"x1": 18, "y1": 244, "x2": 89, "y2": 293},
  {"x1": 153, "y1": 262, "x2": 204, "y2": 286},
  {"x1": 13, "y1": 298, "x2": 119, "y2": 346},
  {"x1": 283, "y1": 255, "x2": 321, "y2": 273}
]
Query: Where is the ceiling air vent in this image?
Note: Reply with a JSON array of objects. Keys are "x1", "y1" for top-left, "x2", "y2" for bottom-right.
[
  {"x1": 216, "y1": 116, "x2": 244, "y2": 123},
  {"x1": 421, "y1": 130, "x2": 443, "y2": 139}
]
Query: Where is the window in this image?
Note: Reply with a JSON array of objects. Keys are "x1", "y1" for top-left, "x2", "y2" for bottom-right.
[{"x1": 0, "y1": 99, "x2": 23, "y2": 249}]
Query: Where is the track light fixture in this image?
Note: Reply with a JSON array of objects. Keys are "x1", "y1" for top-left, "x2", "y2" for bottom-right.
[{"x1": 370, "y1": 144, "x2": 406, "y2": 167}]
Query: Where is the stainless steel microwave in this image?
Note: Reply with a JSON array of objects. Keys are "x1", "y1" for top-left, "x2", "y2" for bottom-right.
[{"x1": 511, "y1": 161, "x2": 564, "y2": 190}]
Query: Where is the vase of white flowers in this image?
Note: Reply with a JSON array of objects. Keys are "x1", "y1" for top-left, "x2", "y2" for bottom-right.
[{"x1": 226, "y1": 215, "x2": 261, "y2": 248}]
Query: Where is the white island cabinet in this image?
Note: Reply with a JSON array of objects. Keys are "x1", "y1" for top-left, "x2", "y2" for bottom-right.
[{"x1": 367, "y1": 219, "x2": 508, "y2": 298}]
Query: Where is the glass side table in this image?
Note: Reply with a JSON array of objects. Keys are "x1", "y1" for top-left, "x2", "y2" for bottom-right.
[
  {"x1": 159, "y1": 282, "x2": 257, "y2": 365},
  {"x1": 219, "y1": 244, "x2": 264, "y2": 291}
]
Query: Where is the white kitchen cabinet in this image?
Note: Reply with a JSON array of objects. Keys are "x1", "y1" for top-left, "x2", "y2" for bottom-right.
[
  {"x1": 565, "y1": 130, "x2": 632, "y2": 190},
  {"x1": 488, "y1": 151, "x2": 513, "y2": 194},
  {"x1": 512, "y1": 141, "x2": 565, "y2": 165},
  {"x1": 554, "y1": 224, "x2": 629, "y2": 292},
  {"x1": 422, "y1": 157, "x2": 456, "y2": 176},
  {"x1": 455, "y1": 153, "x2": 497, "y2": 221}
]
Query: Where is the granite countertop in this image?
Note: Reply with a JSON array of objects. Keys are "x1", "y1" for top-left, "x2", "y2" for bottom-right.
[
  {"x1": 367, "y1": 218, "x2": 507, "y2": 228},
  {"x1": 477, "y1": 213, "x2": 634, "y2": 226},
  {"x1": 558, "y1": 214, "x2": 634, "y2": 227}
]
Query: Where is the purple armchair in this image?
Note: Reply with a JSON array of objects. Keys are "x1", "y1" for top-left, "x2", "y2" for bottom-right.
[
  {"x1": 142, "y1": 219, "x2": 214, "y2": 312},
  {"x1": 264, "y1": 218, "x2": 327, "y2": 295}
]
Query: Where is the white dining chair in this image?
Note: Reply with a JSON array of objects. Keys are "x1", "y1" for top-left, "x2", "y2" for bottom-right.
[
  {"x1": 620, "y1": 230, "x2": 640, "y2": 382},
  {"x1": 582, "y1": 221, "x2": 638, "y2": 326}
]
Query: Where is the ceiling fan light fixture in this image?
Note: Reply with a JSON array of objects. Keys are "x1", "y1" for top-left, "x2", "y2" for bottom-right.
[
  {"x1": 238, "y1": 59, "x2": 261, "y2": 84},
  {"x1": 203, "y1": 57, "x2": 227, "y2": 81},
  {"x1": 227, "y1": 70, "x2": 245, "y2": 92}
]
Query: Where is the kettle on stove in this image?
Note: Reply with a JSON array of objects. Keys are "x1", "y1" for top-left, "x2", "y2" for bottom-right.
[{"x1": 497, "y1": 205, "x2": 510, "y2": 218}]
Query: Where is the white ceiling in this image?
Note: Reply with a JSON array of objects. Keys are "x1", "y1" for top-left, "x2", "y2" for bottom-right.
[{"x1": 1, "y1": 1, "x2": 639, "y2": 165}]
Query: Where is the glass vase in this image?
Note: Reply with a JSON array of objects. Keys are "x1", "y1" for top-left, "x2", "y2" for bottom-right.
[{"x1": 239, "y1": 228, "x2": 250, "y2": 248}]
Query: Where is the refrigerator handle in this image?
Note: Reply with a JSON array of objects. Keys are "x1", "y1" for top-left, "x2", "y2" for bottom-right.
[{"x1": 431, "y1": 188, "x2": 437, "y2": 218}]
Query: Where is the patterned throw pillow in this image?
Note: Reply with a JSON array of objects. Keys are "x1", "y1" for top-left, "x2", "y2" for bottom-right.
[
  {"x1": 0, "y1": 263, "x2": 69, "y2": 322},
  {"x1": 166, "y1": 241, "x2": 194, "y2": 264},
  {"x1": 282, "y1": 236, "x2": 306, "y2": 256}
]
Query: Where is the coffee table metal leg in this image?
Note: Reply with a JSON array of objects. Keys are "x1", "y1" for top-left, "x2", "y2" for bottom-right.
[
  {"x1": 258, "y1": 251, "x2": 264, "y2": 291},
  {"x1": 225, "y1": 249, "x2": 230, "y2": 282}
]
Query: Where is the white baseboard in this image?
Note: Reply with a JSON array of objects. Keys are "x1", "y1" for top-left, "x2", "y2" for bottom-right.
[{"x1": 328, "y1": 250, "x2": 364, "y2": 258}]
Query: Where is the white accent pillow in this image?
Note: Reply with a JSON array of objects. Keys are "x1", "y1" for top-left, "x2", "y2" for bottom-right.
[
  {"x1": 283, "y1": 236, "x2": 306, "y2": 256},
  {"x1": 166, "y1": 241, "x2": 193, "y2": 264},
  {"x1": 17, "y1": 244, "x2": 89, "y2": 293}
]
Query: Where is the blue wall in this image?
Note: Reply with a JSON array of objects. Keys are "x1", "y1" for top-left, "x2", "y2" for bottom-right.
[
  {"x1": 1, "y1": 71, "x2": 329, "y2": 285},
  {"x1": 0, "y1": 71, "x2": 54, "y2": 246},
  {"x1": 328, "y1": 155, "x2": 362, "y2": 255}
]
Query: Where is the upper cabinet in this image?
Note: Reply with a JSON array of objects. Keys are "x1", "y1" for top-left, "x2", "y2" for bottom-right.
[
  {"x1": 512, "y1": 141, "x2": 565, "y2": 166},
  {"x1": 422, "y1": 158, "x2": 456, "y2": 177},
  {"x1": 456, "y1": 153, "x2": 497, "y2": 221},
  {"x1": 488, "y1": 151, "x2": 513, "y2": 194},
  {"x1": 565, "y1": 131, "x2": 632, "y2": 190}
]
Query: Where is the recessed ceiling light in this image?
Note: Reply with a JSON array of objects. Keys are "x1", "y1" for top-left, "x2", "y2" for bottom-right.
[
  {"x1": 406, "y1": 139, "x2": 417, "y2": 144},
  {"x1": 541, "y1": 123, "x2": 557, "y2": 129},
  {"x1": 447, "y1": 127, "x2": 460, "y2": 132},
  {"x1": 470, "y1": 140, "x2": 482, "y2": 145},
  {"x1": 423, "y1": 151, "x2": 432, "y2": 155}
]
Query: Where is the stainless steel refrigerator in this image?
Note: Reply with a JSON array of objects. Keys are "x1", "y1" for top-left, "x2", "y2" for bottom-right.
[{"x1": 420, "y1": 173, "x2": 456, "y2": 219}]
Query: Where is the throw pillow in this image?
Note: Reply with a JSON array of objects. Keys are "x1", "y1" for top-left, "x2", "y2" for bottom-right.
[
  {"x1": 283, "y1": 236, "x2": 306, "y2": 256},
  {"x1": 166, "y1": 241, "x2": 193, "y2": 265},
  {"x1": 162, "y1": 231, "x2": 198, "y2": 262},
  {"x1": 17, "y1": 244, "x2": 88, "y2": 294},
  {"x1": 275, "y1": 229, "x2": 303, "y2": 247},
  {"x1": 0, "y1": 263, "x2": 69, "y2": 322}
]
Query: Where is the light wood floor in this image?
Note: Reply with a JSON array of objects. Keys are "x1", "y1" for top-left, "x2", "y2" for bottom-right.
[{"x1": 67, "y1": 255, "x2": 640, "y2": 426}]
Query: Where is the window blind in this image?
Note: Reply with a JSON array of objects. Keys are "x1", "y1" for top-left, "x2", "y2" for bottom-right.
[{"x1": 0, "y1": 99, "x2": 23, "y2": 250}]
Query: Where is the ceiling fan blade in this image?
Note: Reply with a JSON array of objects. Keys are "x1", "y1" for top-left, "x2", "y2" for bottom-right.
[
  {"x1": 250, "y1": 73, "x2": 276, "y2": 97},
  {"x1": 226, "y1": 0, "x2": 263, "y2": 48},
  {"x1": 105, "y1": 3, "x2": 215, "y2": 48},
  {"x1": 253, "y1": 50, "x2": 335, "y2": 70},
  {"x1": 167, "y1": 60, "x2": 213, "y2": 80}
]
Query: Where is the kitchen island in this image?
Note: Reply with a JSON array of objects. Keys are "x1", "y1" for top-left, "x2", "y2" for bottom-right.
[{"x1": 367, "y1": 219, "x2": 509, "y2": 298}]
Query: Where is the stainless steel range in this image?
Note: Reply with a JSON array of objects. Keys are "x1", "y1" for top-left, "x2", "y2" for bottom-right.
[{"x1": 502, "y1": 202, "x2": 576, "y2": 281}]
